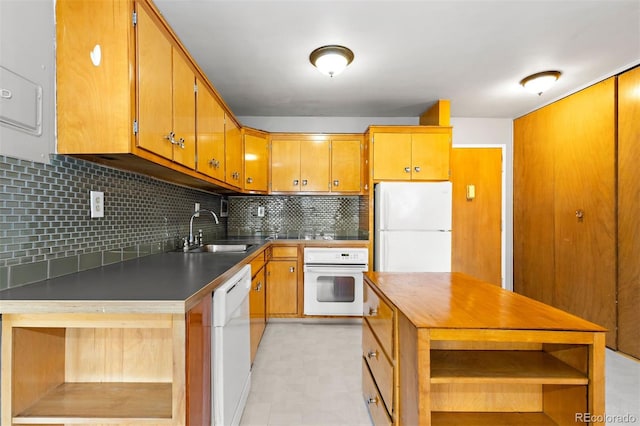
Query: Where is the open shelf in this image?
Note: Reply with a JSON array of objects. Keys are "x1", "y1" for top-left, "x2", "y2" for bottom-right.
[
  {"x1": 432, "y1": 412, "x2": 558, "y2": 425},
  {"x1": 13, "y1": 382, "x2": 172, "y2": 424},
  {"x1": 430, "y1": 350, "x2": 588, "y2": 385}
]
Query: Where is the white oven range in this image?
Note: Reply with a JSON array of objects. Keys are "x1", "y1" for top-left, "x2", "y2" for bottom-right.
[{"x1": 303, "y1": 247, "x2": 369, "y2": 316}]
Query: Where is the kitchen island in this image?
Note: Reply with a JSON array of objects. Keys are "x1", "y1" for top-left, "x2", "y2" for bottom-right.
[{"x1": 362, "y1": 272, "x2": 606, "y2": 426}]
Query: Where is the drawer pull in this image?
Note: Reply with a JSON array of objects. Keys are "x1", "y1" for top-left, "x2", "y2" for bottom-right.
[
  {"x1": 367, "y1": 350, "x2": 378, "y2": 359},
  {"x1": 367, "y1": 396, "x2": 378, "y2": 405},
  {"x1": 369, "y1": 307, "x2": 378, "y2": 315}
]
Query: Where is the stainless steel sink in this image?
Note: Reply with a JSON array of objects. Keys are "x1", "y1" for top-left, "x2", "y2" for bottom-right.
[{"x1": 183, "y1": 244, "x2": 253, "y2": 253}]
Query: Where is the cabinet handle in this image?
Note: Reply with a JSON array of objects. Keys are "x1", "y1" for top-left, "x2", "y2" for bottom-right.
[
  {"x1": 367, "y1": 396, "x2": 378, "y2": 405},
  {"x1": 404, "y1": 167, "x2": 411, "y2": 173},
  {"x1": 414, "y1": 166, "x2": 421, "y2": 173},
  {"x1": 165, "y1": 131, "x2": 176, "y2": 144},
  {"x1": 368, "y1": 307, "x2": 378, "y2": 316},
  {"x1": 302, "y1": 179, "x2": 308, "y2": 186},
  {"x1": 176, "y1": 137, "x2": 185, "y2": 148},
  {"x1": 367, "y1": 350, "x2": 378, "y2": 359},
  {"x1": 333, "y1": 180, "x2": 339, "y2": 187},
  {"x1": 254, "y1": 282, "x2": 262, "y2": 291},
  {"x1": 289, "y1": 266, "x2": 295, "y2": 273},
  {"x1": 576, "y1": 209, "x2": 584, "y2": 220},
  {"x1": 247, "y1": 177, "x2": 253, "y2": 184},
  {"x1": 293, "y1": 179, "x2": 299, "y2": 186},
  {"x1": 209, "y1": 159, "x2": 220, "y2": 169}
]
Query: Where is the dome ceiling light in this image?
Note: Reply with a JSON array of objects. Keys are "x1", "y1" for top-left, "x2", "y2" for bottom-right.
[
  {"x1": 309, "y1": 45, "x2": 354, "y2": 77},
  {"x1": 520, "y1": 71, "x2": 562, "y2": 95}
]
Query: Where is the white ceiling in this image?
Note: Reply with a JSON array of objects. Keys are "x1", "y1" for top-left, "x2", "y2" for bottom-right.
[{"x1": 153, "y1": 0, "x2": 640, "y2": 119}]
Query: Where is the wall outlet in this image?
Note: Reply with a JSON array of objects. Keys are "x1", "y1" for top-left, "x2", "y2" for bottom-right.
[
  {"x1": 90, "y1": 191, "x2": 104, "y2": 218},
  {"x1": 257, "y1": 206, "x2": 265, "y2": 217}
]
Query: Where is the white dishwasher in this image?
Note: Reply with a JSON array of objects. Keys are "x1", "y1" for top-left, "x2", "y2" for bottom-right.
[{"x1": 212, "y1": 264, "x2": 252, "y2": 426}]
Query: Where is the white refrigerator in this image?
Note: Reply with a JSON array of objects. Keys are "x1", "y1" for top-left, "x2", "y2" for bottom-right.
[{"x1": 374, "y1": 181, "x2": 452, "y2": 272}]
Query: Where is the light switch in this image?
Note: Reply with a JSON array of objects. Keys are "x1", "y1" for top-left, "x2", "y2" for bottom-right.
[{"x1": 466, "y1": 184, "x2": 476, "y2": 201}]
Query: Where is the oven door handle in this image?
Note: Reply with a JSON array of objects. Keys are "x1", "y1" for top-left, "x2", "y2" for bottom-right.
[{"x1": 304, "y1": 265, "x2": 368, "y2": 273}]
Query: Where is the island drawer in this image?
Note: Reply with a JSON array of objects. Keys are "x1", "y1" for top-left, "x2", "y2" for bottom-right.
[
  {"x1": 362, "y1": 360, "x2": 393, "y2": 426},
  {"x1": 362, "y1": 319, "x2": 394, "y2": 416},
  {"x1": 363, "y1": 280, "x2": 395, "y2": 360}
]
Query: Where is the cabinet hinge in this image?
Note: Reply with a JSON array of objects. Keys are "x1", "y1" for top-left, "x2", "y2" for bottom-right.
[
  {"x1": 194, "y1": 83, "x2": 198, "y2": 94},
  {"x1": 132, "y1": 11, "x2": 137, "y2": 26},
  {"x1": 133, "y1": 120, "x2": 138, "y2": 135}
]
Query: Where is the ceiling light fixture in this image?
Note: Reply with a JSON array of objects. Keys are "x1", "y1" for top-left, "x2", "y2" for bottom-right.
[
  {"x1": 309, "y1": 45, "x2": 354, "y2": 77},
  {"x1": 520, "y1": 71, "x2": 562, "y2": 95}
]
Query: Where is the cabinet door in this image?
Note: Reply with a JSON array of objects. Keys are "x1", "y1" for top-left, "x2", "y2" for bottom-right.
[
  {"x1": 331, "y1": 139, "x2": 361, "y2": 192},
  {"x1": 249, "y1": 267, "x2": 266, "y2": 363},
  {"x1": 271, "y1": 139, "x2": 301, "y2": 192},
  {"x1": 411, "y1": 132, "x2": 450, "y2": 180},
  {"x1": 300, "y1": 140, "x2": 330, "y2": 191},
  {"x1": 266, "y1": 260, "x2": 298, "y2": 315},
  {"x1": 372, "y1": 133, "x2": 411, "y2": 180},
  {"x1": 186, "y1": 296, "x2": 212, "y2": 425},
  {"x1": 171, "y1": 49, "x2": 196, "y2": 169},
  {"x1": 244, "y1": 133, "x2": 269, "y2": 192},
  {"x1": 225, "y1": 117, "x2": 243, "y2": 188},
  {"x1": 136, "y1": 5, "x2": 173, "y2": 160},
  {"x1": 196, "y1": 81, "x2": 225, "y2": 181}
]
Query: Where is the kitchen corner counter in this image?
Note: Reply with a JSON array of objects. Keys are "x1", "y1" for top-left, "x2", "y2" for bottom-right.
[{"x1": 0, "y1": 242, "x2": 266, "y2": 314}]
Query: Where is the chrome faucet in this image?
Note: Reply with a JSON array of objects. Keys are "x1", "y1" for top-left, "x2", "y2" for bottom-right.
[{"x1": 189, "y1": 209, "x2": 219, "y2": 245}]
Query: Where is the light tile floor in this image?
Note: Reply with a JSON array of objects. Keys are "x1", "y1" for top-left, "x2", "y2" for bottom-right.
[{"x1": 241, "y1": 321, "x2": 640, "y2": 426}]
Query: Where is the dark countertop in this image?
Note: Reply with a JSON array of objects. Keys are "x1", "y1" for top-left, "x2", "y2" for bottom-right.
[
  {"x1": 0, "y1": 243, "x2": 266, "y2": 314},
  {"x1": 0, "y1": 237, "x2": 369, "y2": 314}
]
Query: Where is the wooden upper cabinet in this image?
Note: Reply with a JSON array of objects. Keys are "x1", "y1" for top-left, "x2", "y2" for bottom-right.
[
  {"x1": 271, "y1": 139, "x2": 301, "y2": 192},
  {"x1": 300, "y1": 140, "x2": 330, "y2": 191},
  {"x1": 136, "y1": 6, "x2": 195, "y2": 168},
  {"x1": 371, "y1": 127, "x2": 451, "y2": 181},
  {"x1": 243, "y1": 130, "x2": 269, "y2": 193},
  {"x1": 330, "y1": 138, "x2": 362, "y2": 192},
  {"x1": 56, "y1": 0, "x2": 133, "y2": 154},
  {"x1": 170, "y1": 49, "x2": 196, "y2": 169},
  {"x1": 196, "y1": 80, "x2": 226, "y2": 181},
  {"x1": 225, "y1": 117, "x2": 243, "y2": 188},
  {"x1": 270, "y1": 136, "x2": 339, "y2": 193}
]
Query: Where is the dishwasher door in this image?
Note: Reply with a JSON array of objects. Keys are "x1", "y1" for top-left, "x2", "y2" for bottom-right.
[{"x1": 212, "y1": 265, "x2": 252, "y2": 426}]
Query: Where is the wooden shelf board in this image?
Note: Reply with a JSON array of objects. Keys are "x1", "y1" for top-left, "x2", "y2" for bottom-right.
[
  {"x1": 13, "y1": 382, "x2": 172, "y2": 424},
  {"x1": 430, "y1": 350, "x2": 588, "y2": 385},
  {"x1": 432, "y1": 411, "x2": 558, "y2": 425}
]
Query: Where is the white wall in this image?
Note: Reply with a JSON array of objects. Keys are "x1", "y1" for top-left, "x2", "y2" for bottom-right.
[
  {"x1": 451, "y1": 117, "x2": 513, "y2": 291},
  {"x1": 0, "y1": 0, "x2": 56, "y2": 163}
]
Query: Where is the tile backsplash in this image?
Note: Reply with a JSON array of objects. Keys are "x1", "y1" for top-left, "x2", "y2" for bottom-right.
[
  {"x1": 228, "y1": 195, "x2": 364, "y2": 239},
  {"x1": 0, "y1": 154, "x2": 225, "y2": 289}
]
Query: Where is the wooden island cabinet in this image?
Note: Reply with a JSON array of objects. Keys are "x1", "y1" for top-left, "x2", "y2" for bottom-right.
[{"x1": 363, "y1": 272, "x2": 606, "y2": 426}]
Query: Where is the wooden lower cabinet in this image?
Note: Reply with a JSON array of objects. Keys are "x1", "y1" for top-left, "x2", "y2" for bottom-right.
[
  {"x1": 363, "y1": 272, "x2": 606, "y2": 426},
  {"x1": 186, "y1": 295, "x2": 212, "y2": 425},
  {"x1": 266, "y1": 245, "x2": 300, "y2": 317},
  {"x1": 249, "y1": 250, "x2": 267, "y2": 363},
  {"x1": 1, "y1": 312, "x2": 187, "y2": 425}
]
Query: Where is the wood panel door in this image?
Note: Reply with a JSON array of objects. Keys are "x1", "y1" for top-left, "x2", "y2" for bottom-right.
[
  {"x1": 372, "y1": 133, "x2": 412, "y2": 180},
  {"x1": 249, "y1": 267, "x2": 266, "y2": 363},
  {"x1": 171, "y1": 49, "x2": 196, "y2": 169},
  {"x1": 196, "y1": 81, "x2": 225, "y2": 181},
  {"x1": 271, "y1": 139, "x2": 301, "y2": 192},
  {"x1": 514, "y1": 107, "x2": 556, "y2": 305},
  {"x1": 331, "y1": 139, "x2": 361, "y2": 192},
  {"x1": 617, "y1": 66, "x2": 640, "y2": 358},
  {"x1": 136, "y1": 3, "x2": 173, "y2": 160},
  {"x1": 411, "y1": 132, "x2": 451, "y2": 180},
  {"x1": 451, "y1": 147, "x2": 502, "y2": 286},
  {"x1": 300, "y1": 140, "x2": 330, "y2": 191},
  {"x1": 552, "y1": 78, "x2": 617, "y2": 348}
]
